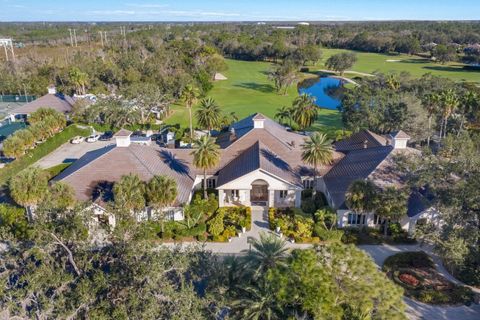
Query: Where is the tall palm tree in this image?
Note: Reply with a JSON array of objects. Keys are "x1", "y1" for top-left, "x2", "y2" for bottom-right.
[
  {"x1": 181, "y1": 85, "x2": 199, "y2": 140},
  {"x1": 274, "y1": 105, "x2": 292, "y2": 127},
  {"x1": 438, "y1": 89, "x2": 460, "y2": 139},
  {"x1": 146, "y1": 175, "x2": 178, "y2": 232},
  {"x1": 291, "y1": 94, "x2": 318, "y2": 130},
  {"x1": 196, "y1": 97, "x2": 222, "y2": 133},
  {"x1": 301, "y1": 132, "x2": 333, "y2": 196},
  {"x1": 113, "y1": 174, "x2": 145, "y2": 215},
  {"x1": 421, "y1": 92, "x2": 440, "y2": 146},
  {"x1": 242, "y1": 232, "x2": 289, "y2": 279},
  {"x1": 191, "y1": 135, "x2": 220, "y2": 199},
  {"x1": 375, "y1": 187, "x2": 408, "y2": 236},
  {"x1": 345, "y1": 180, "x2": 378, "y2": 215}
]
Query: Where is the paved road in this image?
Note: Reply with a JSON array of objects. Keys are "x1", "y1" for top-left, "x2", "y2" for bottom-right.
[
  {"x1": 359, "y1": 244, "x2": 480, "y2": 320},
  {"x1": 36, "y1": 140, "x2": 113, "y2": 169}
]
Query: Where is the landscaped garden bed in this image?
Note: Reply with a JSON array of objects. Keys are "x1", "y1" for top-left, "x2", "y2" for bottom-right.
[
  {"x1": 208, "y1": 206, "x2": 252, "y2": 242},
  {"x1": 341, "y1": 224, "x2": 416, "y2": 245},
  {"x1": 383, "y1": 251, "x2": 475, "y2": 305},
  {"x1": 268, "y1": 207, "x2": 343, "y2": 244}
]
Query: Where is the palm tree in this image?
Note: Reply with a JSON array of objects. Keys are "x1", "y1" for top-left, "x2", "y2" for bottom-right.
[
  {"x1": 301, "y1": 132, "x2": 333, "y2": 197},
  {"x1": 274, "y1": 106, "x2": 292, "y2": 127},
  {"x1": 291, "y1": 94, "x2": 318, "y2": 130},
  {"x1": 421, "y1": 92, "x2": 440, "y2": 146},
  {"x1": 438, "y1": 89, "x2": 460, "y2": 139},
  {"x1": 69, "y1": 67, "x2": 89, "y2": 95},
  {"x1": 231, "y1": 280, "x2": 281, "y2": 320},
  {"x1": 113, "y1": 174, "x2": 146, "y2": 216},
  {"x1": 181, "y1": 85, "x2": 199, "y2": 140},
  {"x1": 9, "y1": 167, "x2": 49, "y2": 219},
  {"x1": 345, "y1": 180, "x2": 378, "y2": 218},
  {"x1": 242, "y1": 232, "x2": 288, "y2": 279},
  {"x1": 196, "y1": 97, "x2": 222, "y2": 133},
  {"x1": 146, "y1": 175, "x2": 178, "y2": 232},
  {"x1": 191, "y1": 135, "x2": 220, "y2": 199}
]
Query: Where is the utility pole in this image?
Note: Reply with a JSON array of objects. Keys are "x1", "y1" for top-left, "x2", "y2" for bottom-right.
[
  {"x1": 73, "y1": 29, "x2": 78, "y2": 47},
  {"x1": 104, "y1": 31, "x2": 108, "y2": 45},
  {"x1": 68, "y1": 28, "x2": 74, "y2": 47},
  {"x1": 99, "y1": 31, "x2": 104, "y2": 47}
]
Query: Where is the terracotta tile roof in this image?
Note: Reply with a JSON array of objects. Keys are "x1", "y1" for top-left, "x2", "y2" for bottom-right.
[{"x1": 11, "y1": 93, "x2": 75, "y2": 115}]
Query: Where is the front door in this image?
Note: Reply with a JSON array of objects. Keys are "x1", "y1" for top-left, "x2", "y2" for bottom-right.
[{"x1": 251, "y1": 185, "x2": 268, "y2": 202}]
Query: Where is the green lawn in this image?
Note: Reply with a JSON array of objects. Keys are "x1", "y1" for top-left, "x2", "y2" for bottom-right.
[
  {"x1": 165, "y1": 59, "x2": 343, "y2": 133},
  {"x1": 318, "y1": 48, "x2": 480, "y2": 82}
]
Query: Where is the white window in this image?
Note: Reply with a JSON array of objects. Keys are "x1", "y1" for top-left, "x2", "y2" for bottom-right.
[
  {"x1": 303, "y1": 179, "x2": 314, "y2": 189},
  {"x1": 373, "y1": 214, "x2": 383, "y2": 225},
  {"x1": 279, "y1": 190, "x2": 288, "y2": 199},
  {"x1": 348, "y1": 213, "x2": 366, "y2": 225},
  {"x1": 207, "y1": 178, "x2": 216, "y2": 189}
]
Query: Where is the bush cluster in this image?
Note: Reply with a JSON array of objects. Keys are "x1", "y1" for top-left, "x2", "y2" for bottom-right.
[{"x1": 3, "y1": 108, "x2": 67, "y2": 159}]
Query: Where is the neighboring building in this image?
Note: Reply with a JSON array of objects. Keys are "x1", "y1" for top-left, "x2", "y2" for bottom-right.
[
  {"x1": 9, "y1": 86, "x2": 76, "y2": 120},
  {"x1": 55, "y1": 113, "x2": 429, "y2": 233}
]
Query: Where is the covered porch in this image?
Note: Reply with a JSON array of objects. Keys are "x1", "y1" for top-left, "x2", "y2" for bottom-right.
[{"x1": 217, "y1": 170, "x2": 302, "y2": 208}]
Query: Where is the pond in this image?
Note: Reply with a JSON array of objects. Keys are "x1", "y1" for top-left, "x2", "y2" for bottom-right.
[{"x1": 298, "y1": 76, "x2": 344, "y2": 110}]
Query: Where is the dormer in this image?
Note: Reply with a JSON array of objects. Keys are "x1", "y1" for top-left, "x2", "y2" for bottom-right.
[
  {"x1": 389, "y1": 130, "x2": 410, "y2": 149},
  {"x1": 114, "y1": 129, "x2": 133, "y2": 147},
  {"x1": 47, "y1": 85, "x2": 57, "y2": 95},
  {"x1": 253, "y1": 113, "x2": 266, "y2": 129}
]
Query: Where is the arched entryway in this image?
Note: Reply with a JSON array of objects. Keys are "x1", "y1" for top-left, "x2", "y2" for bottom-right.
[{"x1": 251, "y1": 179, "x2": 269, "y2": 205}]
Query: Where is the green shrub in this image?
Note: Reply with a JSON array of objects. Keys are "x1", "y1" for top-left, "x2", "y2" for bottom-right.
[
  {"x1": 341, "y1": 228, "x2": 359, "y2": 244},
  {"x1": 383, "y1": 252, "x2": 434, "y2": 273},
  {"x1": 212, "y1": 235, "x2": 228, "y2": 242},
  {"x1": 207, "y1": 211, "x2": 225, "y2": 236},
  {"x1": 197, "y1": 234, "x2": 207, "y2": 241},
  {"x1": 418, "y1": 290, "x2": 450, "y2": 304},
  {"x1": 315, "y1": 228, "x2": 344, "y2": 243},
  {"x1": 450, "y1": 286, "x2": 475, "y2": 305},
  {"x1": 301, "y1": 199, "x2": 316, "y2": 214},
  {"x1": 0, "y1": 204, "x2": 31, "y2": 240},
  {"x1": 160, "y1": 230, "x2": 173, "y2": 240},
  {"x1": 222, "y1": 225, "x2": 237, "y2": 238},
  {"x1": 388, "y1": 222, "x2": 403, "y2": 236}
]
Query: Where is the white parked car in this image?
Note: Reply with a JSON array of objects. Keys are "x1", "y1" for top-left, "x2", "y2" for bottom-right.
[
  {"x1": 86, "y1": 134, "x2": 101, "y2": 143},
  {"x1": 70, "y1": 136, "x2": 84, "y2": 144}
]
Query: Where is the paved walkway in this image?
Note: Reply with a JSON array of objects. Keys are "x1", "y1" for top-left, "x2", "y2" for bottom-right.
[
  {"x1": 164, "y1": 207, "x2": 311, "y2": 254},
  {"x1": 359, "y1": 244, "x2": 480, "y2": 320}
]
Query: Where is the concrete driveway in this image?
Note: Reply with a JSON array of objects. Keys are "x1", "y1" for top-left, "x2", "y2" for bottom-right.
[
  {"x1": 359, "y1": 244, "x2": 480, "y2": 320},
  {"x1": 36, "y1": 140, "x2": 113, "y2": 169}
]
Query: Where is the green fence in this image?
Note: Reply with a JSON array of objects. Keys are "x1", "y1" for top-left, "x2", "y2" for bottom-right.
[{"x1": 0, "y1": 95, "x2": 36, "y2": 103}]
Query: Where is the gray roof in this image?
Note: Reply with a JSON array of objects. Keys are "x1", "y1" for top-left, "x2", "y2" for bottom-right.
[
  {"x1": 114, "y1": 129, "x2": 133, "y2": 137},
  {"x1": 217, "y1": 141, "x2": 302, "y2": 188},
  {"x1": 323, "y1": 145, "x2": 393, "y2": 209},
  {"x1": 11, "y1": 93, "x2": 75, "y2": 115},
  {"x1": 390, "y1": 130, "x2": 411, "y2": 139},
  {"x1": 334, "y1": 130, "x2": 387, "y2": 152},
  {"x1": 55, "y1": 144, "x2": 195, "y2": 206}
]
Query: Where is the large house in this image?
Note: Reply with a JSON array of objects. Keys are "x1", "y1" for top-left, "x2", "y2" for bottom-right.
[{"x1": 54, "y1": 113, "x2": 432, "y2": 233}]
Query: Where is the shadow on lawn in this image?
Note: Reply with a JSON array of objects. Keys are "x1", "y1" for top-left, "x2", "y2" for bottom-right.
[
  {"x1": 423, "y1": 65, "x2": 478, "y2": 73},
  {"x1": 233, "y1": 82, "x2": 275, "y2": 93}
]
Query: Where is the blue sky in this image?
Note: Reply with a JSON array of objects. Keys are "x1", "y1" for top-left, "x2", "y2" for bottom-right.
[{"x1": 1, "y1": 0, "x2": 479, "y2": 21}]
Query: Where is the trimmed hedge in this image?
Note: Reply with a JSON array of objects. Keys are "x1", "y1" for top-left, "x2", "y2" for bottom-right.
[{"x1": 0, "y1": 125, "x2": 90, "y2": 186}]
